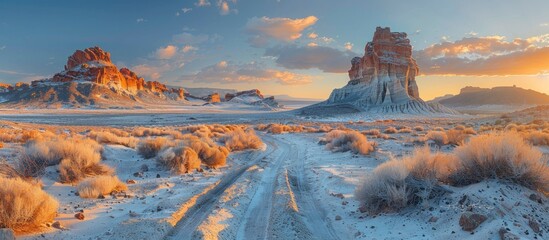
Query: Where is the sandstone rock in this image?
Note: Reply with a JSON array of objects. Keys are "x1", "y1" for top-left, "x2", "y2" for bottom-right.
[
  {"x1": 126, "y1": 179, "x2": 137, "y2": 184},
  {"x1": 52, "y1": 221, "x2": 62, "y2": 229},
  {"x1": 225, "y1": 89, "x2": 264, "y2": 101},
  {"x1": 459, "y1": 212, "x2": 487, "y2": 231},
  {"x1": 311, "y1": 27, "x2": 455, "y2": 114},
  {"x1": 65, "y1": 46, "x2": 111, "y2": 70},
  {"x1": 335, "y1": 215, "x2": 342, "y2": 221},
  {"x1": 74, "y1": 212, "x2": 85, "y2": 220},
  {"x1": 204, "y1": 93, "x2": 221, "y2": 103},
  {"x1": 0, "y1": 228, "x2": 15, "y2": 240}
]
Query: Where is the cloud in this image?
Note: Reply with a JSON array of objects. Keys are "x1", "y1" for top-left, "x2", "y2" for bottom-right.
[
  {"x1": 308, "y1": 32, "x2": 318, "y2": 39},
  {"x1": 182, "y1": 8, "x2": 192, "y2": 13},
  {"x1": 0, "y1": 45, "x2": 5, "y2": 51},
  {"x1": 264, "y1": 45, "x2": 358, "y2": 73},
  {"x1": 172, "y1": 32, "x2": 210, "y2": 45},
  {"x1": 218, "y1": 1, "x2": 230, "y2": 15},
  {"x1": 155, "y1": 45, "x2": 178, "y2": 59},
  {"x1": 344, "y1": 42, "x2": 353, "y2": 50},
  {"x1": 182, "y1": 45, "x2": 198, "y2": 53},
  {"x1": 195, "y1": 0, "x2": 211, "y2": 7},
  {"x1": 246, "y1": 16, "x2": 318, "y2": 47},
  {"x1": 131, "y1": 64, "x2": 171, "y2": 80},
  {"x1": 540, "y1": 23, "x2": 549, "y2": 27},
  {"x1": 414, "y1": 34, "x2": 549, "y2": 75},
  {"x1": 136, "y1": 18, "x2": 146, "y2": 23},
  {"x1": 181, "y1": 61, "x2": 313, "y2": 85},
  {"x1": 307, "y1": 42, "x2": 318, "y2": 47}
]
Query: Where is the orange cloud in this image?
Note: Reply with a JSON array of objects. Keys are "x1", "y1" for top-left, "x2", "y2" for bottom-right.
[
  {"x1": 415, "y1": 35, "x2": 549, "y2": 75},
  {"x1": 246, "y1": 16, "x2": 318, "y2": 47},
  {"x1": 155, "y1": 45, "x2": 178, "y2": 59}
]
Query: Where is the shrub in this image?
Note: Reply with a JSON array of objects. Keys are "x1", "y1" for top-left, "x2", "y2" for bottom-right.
[
  {"x1": 219, "y1": 129, "x2": 263, "y2": 151},
  {"x1": 522, "y1": 131, "x2": 549, "y2": 146},
  {"x1": 355, "y1": 147, "x2": 456, "y2": 214},
  {"x1": 446, "y1": 129, "x2": 468, "y2": 146},
  {"x1": 0, "y1": 177, "x2": 59, "y2": 233},
  {"x1": 413, "y1": 126, "x2": 424, "y2": 132},
  {"x1": 426, "y1": 131, "x2": 448, "y2": 146},
  {"x1": 432, "y1": 127, "x2": 445, "y2": 131},
  {"x1": 323, "y1": 130, "x2": 376, "y2": 155},
  {"x1": 157, "y1": 146, "x2": 201, "y2": 174},
  {"x1": 398, "y1": 127, "x2": 413, "y2": 133},
  {"x1": 16, "y1": 138, "x2": 108, "y2": 182},
  {"x1": 384, "y1": 127, "x2": 398, "y2": 134},
  {"x1": 137, "y1": 137, "x2": 174, "y2": 159},
  {"x1": 448, "y1": 132, "x2": 549, "y2": 193},
  {"x1": 362, "y1": 129, "x2": 381, "y2": 137},
  {"x1": 77, "y1": 175, "x2": 128, "y2": 199},
  {"x1": 454, "y1": 125, "x2": 466, "y2": 131},
  {"x1": 88, "y1": 131, "x2": 138, "y2": 148}
]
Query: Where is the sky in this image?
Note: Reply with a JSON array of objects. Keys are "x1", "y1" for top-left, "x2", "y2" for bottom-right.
[{"x1": 1, "y1": 0, "x2": 549, "y2": 100}]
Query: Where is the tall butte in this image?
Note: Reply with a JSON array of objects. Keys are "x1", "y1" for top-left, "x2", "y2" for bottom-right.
[{"x1": 309, "y1": 27, "x2": 453, "y2": 114}]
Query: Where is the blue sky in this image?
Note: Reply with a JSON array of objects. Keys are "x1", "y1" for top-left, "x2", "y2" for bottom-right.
[{"x1": 1, "y1": 0, "x2": 549, "y2": 99}]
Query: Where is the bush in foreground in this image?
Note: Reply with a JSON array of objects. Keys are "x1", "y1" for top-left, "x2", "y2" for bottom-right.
[
  {"x1": 157, "y1": 146, "x2": 201, "y2": 174},
  {"x1": 356, "y1": 131, "x2": 549, "y2": 214},
  {"x1": 449, "y1": 132, "x2": 549, "y2": 192},
  {"x1": 0, "y1": 177, "x2": 59, "y2": 233},
  {"x1": 88, "y1": 130, "x2": 138, "y2": 148},
  {"x1": 77, "y1": 175, "x2": 128, "y2": 199},
  {"x1": 323, "y1": 130, "x2": 376, "y2": 155},
  {"x1": 355, "y1": 147, "x2": 454, "y2": 214},
  {"x1": 18, "y1": 138, "x2": 108, "y2": 182}
]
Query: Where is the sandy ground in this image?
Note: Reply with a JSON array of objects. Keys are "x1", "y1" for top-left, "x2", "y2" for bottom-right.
[{"x1": 2, "y1": 109, "x2": 547, "y2": 240}]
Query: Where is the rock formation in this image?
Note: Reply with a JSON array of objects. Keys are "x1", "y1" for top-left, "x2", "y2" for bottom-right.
[
  {"x1": 51, "y1": 46, "x2": 184, "y2": 97},
  {"x1": 225, "y1": 89, "x2": 264, "y2": 102},
  {"x1": 314, "y1": 27, "x2": 454, "y2": 114},
  {"x1": 203, "y1": 93, "x2": 221, "y2": 103}
]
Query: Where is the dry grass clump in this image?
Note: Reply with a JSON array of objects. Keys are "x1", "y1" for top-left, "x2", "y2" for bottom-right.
[
  {"x1": 256, "y1": 123, "x2": 312, "y2": 134},
  {"x1": 17, "y1": 137, "x2": 108, "y2": 182},
  {"x1": 397, "y1": 127, "x2": 413, "y2": 133},
  {"x1": 0, "y1": 142, "x2": 3, "y2": 149},
  {"x1": 219, "y1": 128, "x2": 263, "y2": 151},
  {"x1": 322, "y1": 130, "x2": 376, "y2": 155},
  {"x1": 413, "y1": 126, "x2": 424, "y2": 132},
  {"x1": 445, "y1": 129, "x2": 468, "y2": 146},
  {"x1": 355, "y1": 147, "x2": 454, "y2": 214},
  {"x1": 425, "y1": 131, "x2": 448, "y2": 146},
  {"x1": 183, "y1": 136, "x2": 230, "y2": 168},
  {"x1": 362, "y1": 129, "x2": 381, "y2": 137},
  {"x1": 432, "y1": 127, "x2": 445, "y2": 131},
  {"x1": 89, "y1": 130, "x2": 138, "y2": 148},
  {"x1": 0, "y1": 177, "x2": 59, "y2": 233},
  {"x1": 383, "y1": 127, "x2": 398, "y2": 134},
  {"x1": 448, "y1": 132, "x2": 549, "y2": 193},
  {"x1": 157, "y1": 146, "x2": 201, "y2": 174},
  {"x1": 77, "y1": 175, "x2": 128, "y2": 199},
  {"x1": 454, "y1": 125, "x2": 466, "y2": 131},
  {"x1": 137, "y1": 137, "x2": 174, "y2": 159}
]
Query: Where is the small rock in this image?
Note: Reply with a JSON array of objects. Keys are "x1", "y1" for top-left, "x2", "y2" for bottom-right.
[
  {"x1": 498, "y1": 228, "x2": 520, "y2": 240},
  {"x1": 529, "y1": 193, "x2": 543, "y2": 204},
  {"x1": 358, "y1": 205, "x2": 368, "y2": 213},
  {"x1": 528, "y1": 219, "x2": 540, "y2": 233},
  {"x1": 459, "y1": 212, "x2": 487, "y2": 231},
  {"x1": 129, "y1": 211, "x2": 139, "y2": 218},
  {"x1": 342, "y1": 201, "x2": 348, "y2": 206},
  {"x1": 0, "y1": 228, "x2": 15, "y2": 240},
  {"x1": 335, "y1": 215, "x2": 342, "y2": 221},
  {"x1": 126, "y1": 179, "x2": 137, "y2": 184},
  {"x1": 133, "y1": 172, "x2": 144, "y2": 178},
  {"x1": 156, "y1": 174, "x2": 161, "y2": 178},
  {"x1": 74, "y1": 212, "x2": 85, "y2": 220},
  {"x1": 330, "y1": 193, "x2": 345, "y2": 199},
  {"x1": 428, "y1": 216, "x2": 438, "y2": 223},
  {"x1": 52, "y1": 221, "x2": 62, "y2": 229},
  {"x1": 98, "y1": 194, "x2": 105, "y2": 199},
  {"x1": 140, "y1": 164, "x2": 149, "y2": 172}
]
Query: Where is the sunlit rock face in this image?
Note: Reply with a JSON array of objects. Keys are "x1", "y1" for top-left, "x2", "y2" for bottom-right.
[
  {"x1": 51, "y1": 46, "x2": 183, "y2": 97},
  {"x1": 325, "y1": 27, "x2": 451, "y2": 114}
]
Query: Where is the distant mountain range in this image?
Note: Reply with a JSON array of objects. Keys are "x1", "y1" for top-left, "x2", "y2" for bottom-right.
[{"x1": 433, "y1": 86, "x2": 549, "y2": 107}]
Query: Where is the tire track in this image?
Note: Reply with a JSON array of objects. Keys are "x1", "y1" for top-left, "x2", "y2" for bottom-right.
[{"x1": 164, "y1": 139, "x2": 278, "y2": 239}]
